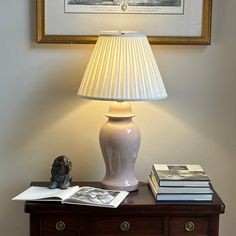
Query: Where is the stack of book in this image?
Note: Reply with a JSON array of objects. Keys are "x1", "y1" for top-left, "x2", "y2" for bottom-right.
[{"x1": 148, "y1": 164, "x2": 213, "y2": 202}]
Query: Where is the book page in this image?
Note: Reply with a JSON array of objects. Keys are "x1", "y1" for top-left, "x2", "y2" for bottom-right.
[
  {"x1": 65, "y1": 186, "x2": 128, "y2": 208},
  {"x1": 12, "y1": 186, "x2": 80, "y2": 201}
]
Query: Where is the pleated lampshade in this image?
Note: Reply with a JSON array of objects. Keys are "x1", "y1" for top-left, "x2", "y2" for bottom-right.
[{"x1": 78, "y1": 32, "x2": 168, "y2": 101}]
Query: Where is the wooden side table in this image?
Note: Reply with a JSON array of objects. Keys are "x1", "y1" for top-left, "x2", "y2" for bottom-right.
[{"x1": 25, "y1": 182, "x2": 225, "y2": 236}]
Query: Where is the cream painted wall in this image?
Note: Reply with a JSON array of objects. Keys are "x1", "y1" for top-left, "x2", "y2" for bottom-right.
[{"x1": 0, "y1": 0, "x2": 235, "y2": 235}]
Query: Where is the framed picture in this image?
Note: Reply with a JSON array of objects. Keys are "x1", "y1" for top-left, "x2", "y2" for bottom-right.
[{"x1": 37, "y1": 0, "x2": 212, "y2": 45}]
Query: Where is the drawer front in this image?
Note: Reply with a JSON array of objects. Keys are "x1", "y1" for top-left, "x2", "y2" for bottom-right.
[
  {"x1": 170, "y1": 216, "x2": 208, "y2": 236},
  {"x1": 87, "y1": 216, "x2": 165, "y2": 235},
  {"x1": 40, "y1": 216, "x2": 80, "y2": 236}
]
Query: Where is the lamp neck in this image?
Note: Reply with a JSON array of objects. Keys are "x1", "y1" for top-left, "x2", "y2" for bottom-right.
[{"x1": 106, "y1": 102, "x2": 135, "y2": 119}]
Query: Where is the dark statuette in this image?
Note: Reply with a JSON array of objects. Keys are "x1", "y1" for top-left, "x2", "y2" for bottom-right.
[{"x1": 49, "y1": 155, "x2": 72, "y2": 189}]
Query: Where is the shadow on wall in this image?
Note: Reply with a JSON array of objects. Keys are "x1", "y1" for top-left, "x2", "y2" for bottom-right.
[
  {"x1": 151, "y1": 45, "x2": 236, "y2": 156},
  {"x1": 29, "y1": 0, "x2": 36, "y2": 44}
]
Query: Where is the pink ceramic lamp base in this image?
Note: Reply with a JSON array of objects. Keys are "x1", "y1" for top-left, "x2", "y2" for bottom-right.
[{"x1": 99, "y1": 102, "x2": 140, "y2": 192}]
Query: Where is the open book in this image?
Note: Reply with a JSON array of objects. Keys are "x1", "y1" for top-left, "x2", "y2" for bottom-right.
[{"x1": 12, "y1": 186, "x2": 129, "y2": 208}]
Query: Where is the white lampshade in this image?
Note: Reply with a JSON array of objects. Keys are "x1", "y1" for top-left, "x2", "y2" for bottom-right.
[{"x1": 78, "y1": 32, "x2": 168, "y2": 101}]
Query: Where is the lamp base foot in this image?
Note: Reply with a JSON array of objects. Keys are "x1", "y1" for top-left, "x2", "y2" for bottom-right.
[{"x1": 102, "y1": 181, "x2": 139, "y2": 192}]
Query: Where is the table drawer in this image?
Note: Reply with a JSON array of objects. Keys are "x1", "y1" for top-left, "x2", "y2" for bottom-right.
[
  {"x1": 170, "y1": 216, "x2": 208, "y2": 236},
  {"x1": 40, "y1": 216, "x2": 80, "y2": 236},
  {"x1": 87, "y1": 216, "x2": 165, "y2": 235}
]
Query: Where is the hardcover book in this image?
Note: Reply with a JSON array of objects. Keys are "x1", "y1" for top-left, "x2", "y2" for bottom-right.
[
  {"x1": 12, "y1": 186, "x2": 128, "y2": 208},
  {"x1": 152, "y1": 164, "x2": 210, "y2": 187},
  {"x1": 148, "y1": 175, "x2": 213, "y2": 202},
  {"x1": 149, "y1": 170, "x2": 213, "y2": 194}
]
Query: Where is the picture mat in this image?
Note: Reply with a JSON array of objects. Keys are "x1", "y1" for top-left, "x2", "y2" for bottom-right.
[
  {"x1": 65, "y1": 0, "x2": 184, "y2": 14},
  {"x1": 46, "y1": 0, "x2": 203, "y2": 37}
]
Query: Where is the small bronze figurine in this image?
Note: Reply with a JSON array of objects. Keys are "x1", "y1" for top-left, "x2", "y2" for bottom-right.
[{"x1": 49, "y1": 155, "x2": 72, "y2": 189}]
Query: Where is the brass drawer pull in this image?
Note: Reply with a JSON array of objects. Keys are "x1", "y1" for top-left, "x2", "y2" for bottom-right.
[
  {"x1": 120, "y1": 221, "x2": 130, "y2": 232},
  {"x1": 55, "y1": 220, "x2": 66, "y2": 231},
  {"x1": 185, "y1": 221, "x2": 195, "y2": 232}
]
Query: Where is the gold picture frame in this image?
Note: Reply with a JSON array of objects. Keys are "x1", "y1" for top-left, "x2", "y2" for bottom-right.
[{"x1": 37, "y1": 0, "x2": 212, "y2": 45}]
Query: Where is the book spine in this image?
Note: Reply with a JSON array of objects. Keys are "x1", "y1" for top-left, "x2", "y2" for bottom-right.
[
  {"x1": 147, "y1": 176, "x2": 157, "y2": 200},
  {"x1": 151, "y1": 165, "x2": 161, "y2": 186}
]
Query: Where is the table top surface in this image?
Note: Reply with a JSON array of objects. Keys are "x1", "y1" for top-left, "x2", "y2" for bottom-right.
[{"x1": 25, "y1": 181, "x2": 225, "y2": 215}]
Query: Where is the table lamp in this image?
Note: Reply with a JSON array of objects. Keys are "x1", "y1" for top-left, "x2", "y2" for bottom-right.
[{"x1": 78, "y1": 32, "x2": 168, "y2": 191}]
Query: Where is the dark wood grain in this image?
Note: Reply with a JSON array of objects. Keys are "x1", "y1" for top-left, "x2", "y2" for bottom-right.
[
  {"x1": 170, "y1": 216, "x2": 208, "y2": 236},
  {"x1": 25, "y1": 181, "x2": 225, "y2": 236}
]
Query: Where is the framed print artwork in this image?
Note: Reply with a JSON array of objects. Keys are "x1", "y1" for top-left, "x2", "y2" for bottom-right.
[{"x1": 37, "y1": 0, "x2": 212, "y2": 45}]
